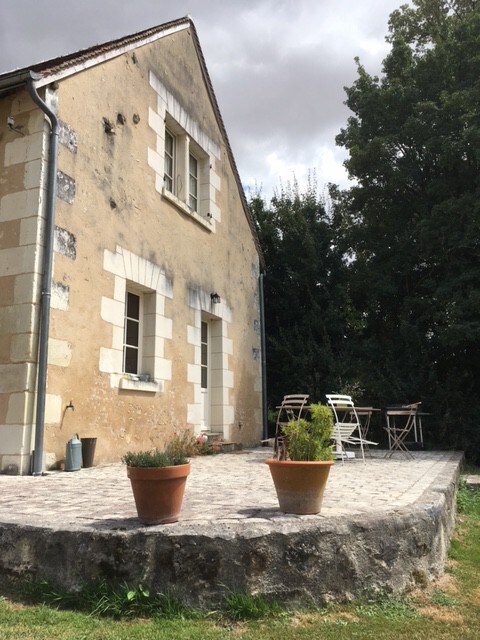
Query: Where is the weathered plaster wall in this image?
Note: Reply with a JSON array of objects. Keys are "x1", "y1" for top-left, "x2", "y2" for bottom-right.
[{"x1": 33, "y1": 28, "x2": 263, "y2": 467}]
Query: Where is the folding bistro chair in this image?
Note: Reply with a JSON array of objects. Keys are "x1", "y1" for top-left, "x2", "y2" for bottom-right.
[
  {"x1": 326, "y1": 394, "x2": 377, "y2": 463},
  {"x1": 384, "y1": 402, "x2": 421, "y2": 459},
  {"x1": 274, "y1": 394, "x2": 310, "y2": 459}
]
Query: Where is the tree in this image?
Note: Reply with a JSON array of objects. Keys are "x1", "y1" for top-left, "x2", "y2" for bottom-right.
[
  {"x1": 250, "y1": 180, "x2": 348, "y2": 419},
  {"x1": 332, "y1": 0, "x2": 480, "y2": 460}
]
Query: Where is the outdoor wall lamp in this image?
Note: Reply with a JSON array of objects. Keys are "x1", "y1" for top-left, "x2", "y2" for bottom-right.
[{"x1": 210, "y1": 292, "x2": 221, "y2": 304}]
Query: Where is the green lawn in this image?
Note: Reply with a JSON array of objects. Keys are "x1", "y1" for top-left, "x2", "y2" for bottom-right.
[{"x1": 1, "y1": 478, "x2": 479, "y2": 640}]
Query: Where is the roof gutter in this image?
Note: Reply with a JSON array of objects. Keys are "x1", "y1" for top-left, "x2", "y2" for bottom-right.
[{"x1": 26, "y1": 73, "x2": 59, "y2": 476}]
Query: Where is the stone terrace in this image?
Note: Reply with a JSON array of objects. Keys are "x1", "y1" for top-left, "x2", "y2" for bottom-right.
[{"x1": 0, "y1": 448, "x2": 463, "y2": 608}]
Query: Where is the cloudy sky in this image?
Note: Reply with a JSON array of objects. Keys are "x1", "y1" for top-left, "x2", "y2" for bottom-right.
[{"x1": 0, "y1": 0, "x2": 409, "y2": 200}]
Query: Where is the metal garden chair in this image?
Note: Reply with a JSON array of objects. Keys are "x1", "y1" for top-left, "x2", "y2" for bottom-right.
[
  {"x1": 384, "y1": 402, "x2": 421, "y2": 459},
  {"x1": 274, "y1": 394, "x2": 310, "y2": 459},
  {"x1": 326, "y1": 394, "x2": 377, "y2": 463}
]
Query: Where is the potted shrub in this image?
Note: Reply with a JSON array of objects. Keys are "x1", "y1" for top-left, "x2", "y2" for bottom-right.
[
  {"x1": 265, "y1": 403, "x2": 334, "y2": 515},
  {"x1": 122, "y1": 431, "x2": 194, "y2": 525}
]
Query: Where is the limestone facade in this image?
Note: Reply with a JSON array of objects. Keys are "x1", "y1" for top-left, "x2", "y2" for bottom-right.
[{"x1": 0, "y1": 20, "x2": 264, "y2": 474}]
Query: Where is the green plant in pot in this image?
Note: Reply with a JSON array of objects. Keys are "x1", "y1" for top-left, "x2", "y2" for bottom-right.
[
  {"x1": 122, "y1": 431, "x2": 194, "y2": 525},
  {"x1": 265, "y1": 403, "x2": 334, "y2": 515}
]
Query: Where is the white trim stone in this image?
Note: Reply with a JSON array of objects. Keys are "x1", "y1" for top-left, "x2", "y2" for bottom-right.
[{"x1": 101, "y1": 246, "x2": 173, "y2": 389}]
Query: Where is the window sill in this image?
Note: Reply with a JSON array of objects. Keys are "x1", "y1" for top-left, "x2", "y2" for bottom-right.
[
  {"x1": 162, "y1": 188, "x2": 213, "y2": 232},
  {"x1": 119, "y1": 378, "x2": 162, "y2": 393}
]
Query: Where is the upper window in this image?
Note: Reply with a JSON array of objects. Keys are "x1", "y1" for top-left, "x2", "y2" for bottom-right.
[
  {"x1": 163, "y1": 115, "x2": 210, "y2": 220},
  {"x1": 149, "y1": 72, "x2": 221, "y2": 232},
  {"x1": 164, "y1": 129, "x2": 175, "y2": 194},
  {"x1": 189, "y1": 153, "x2": 198, "y2": 212}
]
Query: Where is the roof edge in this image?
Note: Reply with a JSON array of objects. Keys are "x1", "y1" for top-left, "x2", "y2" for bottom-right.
[{"x1": 0, "y1": 17, "x2": 191, "y2": 87}]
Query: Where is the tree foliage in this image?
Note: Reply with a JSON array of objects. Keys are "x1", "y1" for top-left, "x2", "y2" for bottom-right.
[
  {"x1": 332, "y1": 0, "x2": 480, "y2": 460},
  {"x1": 253, "y1": 0, "x2": 480, "y2": 461},
  {"x1": 250, "y1": 179, "x2": 348, "y2": 414}
]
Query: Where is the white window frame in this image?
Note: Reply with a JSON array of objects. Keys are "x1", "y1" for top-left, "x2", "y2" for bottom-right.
[
  {"x1": 189, "y1": 153, "x2": 198, "y2": 212},
  {"x1": 164, "y1": 128, "x2": 175, "y2": 193},
  {"x1": 101, "y1": 246, "x2": 173, "y2": 393},
  {"x1": 162, "y1": 114, "x2": 210, "y2": 222},
  {"x1": 149, "y1": 72, "x2": 221, "y2": 233}
]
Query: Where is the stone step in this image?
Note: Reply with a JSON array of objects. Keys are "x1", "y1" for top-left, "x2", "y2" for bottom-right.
[
  {"x1": 205, "y1": 431, "x2": 223, "y2": 442},
  {"x1": 218, "y1": 441, "x2": 242, "y2": 453},
  {"x1": 198, "y1": 432, "x2": 242, "y2": 453},
  {"x1": 464, "y1": 475, "x2": 480, "y2": 490}
]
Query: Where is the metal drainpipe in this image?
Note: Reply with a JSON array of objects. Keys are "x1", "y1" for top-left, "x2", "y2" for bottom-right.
[
  {"x1": 259, "y1": 272, "x2": 268, "y2": 440},
  {"x1": 27, "y1": 74, "x2": 59, "y2": 476}
]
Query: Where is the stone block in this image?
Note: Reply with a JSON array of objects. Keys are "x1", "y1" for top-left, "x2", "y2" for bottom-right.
[
  {"x1": 19, "y1": 217, "x2": 40, "y2": 246},
  {"x1": 28, "y1": 109, "x2": 47, "y2": 134},
  {"x1": 210, "y1": 386, "x2": 229, "y2": 406},
  {"x1": 0, "y1": 423, "x2": 30, "y2": 453},
  {"x1": 187, "y1": 363, "x2": 200, "y2": 384},
  {"x1": 51, "y1": 282, "x2": 69, "y2": 311},
  {"x1": 0, "y1": 220, "x2": 21, "y2": 250},
  {"x1": 4, "y1": 131, "x2": 44, "y2": 166},
  {"x1": 24, "y1": 159, "x2": 43, "y2": 190},
  {"x1": 47, "y1": 339, "x2": 72, "y2": 367},
  {"x1": 223, "y1": 370, "x2": 234, "y2": 389},
  {"x1": 100, "y1": 297, "x2": 124, "y2": 327},
  {"x1": 148, "y1": 107, "x2": 164, "y2": 135},
  {"x1": 103, "y1": 248, "x2": 124, "y2": 277},
  {"x1": 6, "y1": 392, "x2": 35, "y2": 425},
  {"x1": 155, "y1": 315, "x2": 172, "y2": 339},
  {"x1": 44, "y1": 394, "x2": 62, "y2": 425},
  {"x1": 187, "y1": 324, "x2": 200, "y2": 345},
  {"x1": 99, "y1": 347, "x2": 122, "y2": 374},
  {"x1": 0, "y1": 188, "x2": 42, "y2": 222},
  {"x1": 113, "y1": 275, "x2": 126, "y2": 302},
  {"x1": 210, "y1": 352, "x2": 228, "y2": 370},
  {"x1": 153, "y1": 357, "x2": 172, "y2": 381},
  {"x1": 147, "y1": 148, "x2": 163, "y2": 176},
  {"x1": 14, "y1": 272, "x2": 40, "y2": 305},
  {"x1": 58, "y1": 120, "x2": 78, "y2": 153},
  {"x1": 0, "y1": 276, "x2": 15, "y2": 306},
  {"x1": 0, "y1": 304, "x2": 36, "y2": 335},
  {"x1": 56, "y1": 171, "x2": 75, "y2": 204},
  {"x1": 53, "y1": 226, "x2": 76, "y2": 260},
  {"x1": 0, "y1": 245, "x2": 38, "y2": 277},
  {"x1": 10, "y1": 333, "x2": 37, "y2": 363},
  {"x1": 0, "y1": 452, "x2": 31, "y2": 475},
  {"x1": 111, "y1": 325, "x2": 124, "y2": 351}
]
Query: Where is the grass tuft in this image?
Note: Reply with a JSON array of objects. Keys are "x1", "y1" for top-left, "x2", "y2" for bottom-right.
[
  {"x1": 430, "y1": 589, "x2": 458, "y2": 608},
  {"x1": 17, "y1": 580, "x2": 199, "y2": 620},
  {"x1": 223, "y1": 591, "x2": 284, "y2": 620},
  {"x1": 355, "y1": 593, "x2": 420, "y2": 621},
  {"x1": 457, "y1": 480, "x2": 480, "y2": 517}
]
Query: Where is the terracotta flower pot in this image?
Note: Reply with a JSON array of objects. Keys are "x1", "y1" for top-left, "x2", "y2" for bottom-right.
[
  {"x1": 265, "y1": 458, "x2": 334, "y2": 515},
  {"x1": 127, "y1": 463, "x2": 190, "y2": 525}
]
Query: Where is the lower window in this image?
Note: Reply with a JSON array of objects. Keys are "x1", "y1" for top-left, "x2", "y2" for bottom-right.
[{"x1": 123, "y1": 291, "x2": 141, "y2": 374}]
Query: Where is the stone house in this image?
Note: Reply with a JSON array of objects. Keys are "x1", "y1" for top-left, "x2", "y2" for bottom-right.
[{"x1": 0, "y1": 17, "x2": 265, "y2": 475}]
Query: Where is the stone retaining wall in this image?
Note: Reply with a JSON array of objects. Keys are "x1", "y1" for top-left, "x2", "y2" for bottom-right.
[{"x1": 0, "y1": 465, "x2": 459, "y2": 607}]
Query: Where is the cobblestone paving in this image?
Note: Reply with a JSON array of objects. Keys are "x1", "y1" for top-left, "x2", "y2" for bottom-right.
[{"x1": 0, "y1": 449, "x2": 462, "y2": 534}]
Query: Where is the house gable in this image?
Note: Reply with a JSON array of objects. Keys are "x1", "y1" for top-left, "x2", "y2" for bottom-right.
[
  {"x1": 0, "y1": 17, "x2": 264, "y2": 473},
  {"x1": 0, "y1": 17, "x2": 263, "y2": 263}
]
